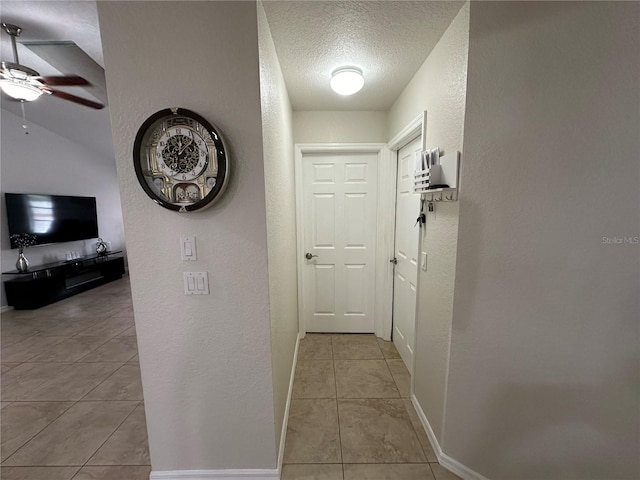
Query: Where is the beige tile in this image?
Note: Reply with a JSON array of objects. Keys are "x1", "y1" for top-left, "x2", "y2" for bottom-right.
[
  {"x1": 387, "y1": 359, "x2": 411, "y2": 397},
  {"x1": 1, "y1": 363, "x2": 71, "y2": 401},
  {"x1": 332, "y1": 334, "x2": 383, "y2": 360},
  {"x1": 0, "y1": 466, "x2": 79, "y2": 480},
  {"x1": 284, "y1": 398, "x2": 341, "y2": 463},
  {"x1": 293, "y1": 360, "x2": 336, "y2": 399},
  {"x1": 334, "y1": 360, "x2": 399, "y2": 398},
  {"x1": 281, "y1": 464, "x2": 343, "y2": 480},
  {"x1": 87, "y1": 403, "x2": 149, "y2": 465},
  {"x1": 127, "y1": 354, "x2": 139, "y2": 364},
  {"x1": 30, "y1": 337, "x2": 110, "y2": 362},
  {"x1": 429, "y1": 463, "x2": 462, "y2": 480},
  {"x1": 19, "y1": 363, "x2": 122, "y2": 401},
  {"x1": 1, "y1": 363, "x2": 20, "y2": 373},
  {"x1": 83, "y1": 363, "x2": 143, "y2": 401},
  {"x1": 117, "y1": 326, "x2": 137, "y2": 337},
  {"x1": 36, "y1": 318, "x2": 102, "y2": 337},
  {"x1": 3, "y1": 401, "x2": 138, "y2": 466},
  {"x1": 402, "y1": 398, "x2": 437, "y2": 462},
  {"x1": 75, "y1": 317, "x2": 133, "y2": 338},
  {"x1": 77, "y1": 336, "x2": 137, "y2": 363},
  {"x1": 1, "y1": 401, "x2": 12, "y2": 409},
  {"x1": 377, "y1": 338, "x2": 401, "y2": 359},
  {"x1": 344, "y1": 464, "x2": 434, "y2": 480},
  {"x1": 298, "y1": 334, "x2": 333, "y2": 360},
  {"x1": 71, "y1": 466, "x2": 151, "y2": 480},
  {"x1": 1, "y1": 402, "x2": 73, "y2": 461},
  {"x1": 338, "y1": 399, "x2": 426, "y2": 463},
  {"x1": 1, "y1": 336, "x2": 68, "y2": 363}
]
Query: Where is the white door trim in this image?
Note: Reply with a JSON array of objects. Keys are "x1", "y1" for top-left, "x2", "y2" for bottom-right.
[
  {"x1": 385, "y1": 112, "x2": 427, "y2": 379},
  {"x1": 295, "y1": 143, "x2": 388, "y2": 338}
]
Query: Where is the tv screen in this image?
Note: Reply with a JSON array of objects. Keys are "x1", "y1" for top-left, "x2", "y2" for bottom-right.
[{"x1": 5, "y1": 193, "x2": 99, "y2": 248}]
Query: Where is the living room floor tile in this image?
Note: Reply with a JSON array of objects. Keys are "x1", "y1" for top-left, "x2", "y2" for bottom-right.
[
  {"x1": 87, "y1": 403, "x2": 149, "y2": 465},
  {"x1": 1, "y1": 363, "x2": 71, "y2": 401},
  {"x1": 298, "y1": 334, "x2": 333, "y2": 360},
  {"x1": 386, "y1": 359, "x2": 411, "y2": 397},
  {"x1": 1, "y1": 402, "x2": 73, "y2": 461},
  {"x1": 83, "y1": 363, "x2": 143, "y2": 401},
  {"x1": 77, "y1": 336, "x2": 137, "y2": 363},
  {"x1": 3, "y1": 401, "x2": 138, "y2": 466},
  {"x1": 332, "y1": 334, "x2": 383, "y2": 360},
  {"x1": 1, "y1": 336, "x2": 68, "y2": 363},
  {"x1": 18, "y1": 363, "x2": 123, "y2": 401},
  {"x1": 29, "y1": 337, "x2": 111, "y2": 363},
  {"x1": 71, "y1": 466, "x2": 151, "y2": 480},
  {"x1": 0, "y1": 466, "x2": 80, "y2": 480}
]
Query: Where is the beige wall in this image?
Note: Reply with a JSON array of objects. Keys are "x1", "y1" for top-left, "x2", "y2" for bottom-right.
[
  {"x1": 387, "y1": 2, "x2": 469, "y2": 442},
  {"x1": 98, "y1": 1, "x2": 277, "y2": 472},
  {"x1": 446, "y1": 2, "x2": 639, "y2": 478},
  {"x1": 293, "y1": 110, "x2": 386, "y2": 144},
  {"x1": 257, "y1": 1, "x2": 299, "y2": 457}
]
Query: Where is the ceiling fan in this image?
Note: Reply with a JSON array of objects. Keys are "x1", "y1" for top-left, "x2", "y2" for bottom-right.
[{"x1": 0, "y1": 23, "x2": 104, "y2": 109}]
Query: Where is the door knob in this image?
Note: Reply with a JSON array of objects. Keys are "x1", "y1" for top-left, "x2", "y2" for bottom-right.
[
  {"x1": 305, "y1": 252, "x2": 318, "y2": 260},
  {"x1": 390, "y1": 257, "x2": 398, "y2": 264}
]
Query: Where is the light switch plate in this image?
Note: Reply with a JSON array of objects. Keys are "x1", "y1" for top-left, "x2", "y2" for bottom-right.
[
  {"x1": 184, "y1": 272, "x2": 209, "y2": 295},
  {"x1": 181, "y1": 236, "x2": 197, "y2": 261}
]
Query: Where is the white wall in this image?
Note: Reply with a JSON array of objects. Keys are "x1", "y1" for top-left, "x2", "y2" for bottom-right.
[
  {"x1": 257, "y1": 1, "x2": 299, "y2": 458},
  {"x1": 0, "y1": 108, "x2": 125, "y2": 307},
  {"x1": 387, "y1": 2, "x2": 469, "y2": 442},
  {"x1": 98, "y1": 1, "x2": 277, "y2": 473},
  {"x1": 293, "y1": 110, "x2": 386, "y2": 144},
  {"x1": 446, "y1": 2, "x2": 640, "y2": 479}
]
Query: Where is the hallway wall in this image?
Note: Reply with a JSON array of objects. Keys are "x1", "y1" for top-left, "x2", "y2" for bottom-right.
[
  {"x1": 293, "y1": 111, "x2": 386, "y2": 144},
  {"x1": 98, "y1": 1, "x2": 277, "y2": 473},
  {"x1": 447, "y1": 2, "x2": 640, "y2": 478},
  {"x1": 387, "y1": 2, "x2": 469, "y2": 443},
  {"x1": 257, "y1": 1, "x2": 299, "y2": 458}
]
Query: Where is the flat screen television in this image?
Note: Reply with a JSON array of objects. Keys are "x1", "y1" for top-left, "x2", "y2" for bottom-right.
[{"x1": 5, "y1": 193, "x2": 99, "y2": 249}]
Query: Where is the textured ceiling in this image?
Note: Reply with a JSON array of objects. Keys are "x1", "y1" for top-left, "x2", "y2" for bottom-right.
[
  {"x1": 262, "y1": 1, "x2": 465, "y2": 111},
  {"x1": 0, "y1": 1, "x2": 464, "y2": 158}
]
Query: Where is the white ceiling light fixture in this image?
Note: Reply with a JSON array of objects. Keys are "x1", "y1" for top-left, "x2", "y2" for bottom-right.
[{"x1": 330, "y1": 67, "x2": 364, "y2": 96}]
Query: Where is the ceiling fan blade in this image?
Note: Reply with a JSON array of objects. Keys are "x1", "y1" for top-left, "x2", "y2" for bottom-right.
[
  {"x1": 49, "y1": 89, "x2": 104, "y2": 109},
  {"x1": 35, "y1": 75, "x2": 90, "y2": 86}
]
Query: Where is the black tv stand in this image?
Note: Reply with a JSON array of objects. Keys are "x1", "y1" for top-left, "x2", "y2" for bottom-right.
[{"x1": 2, "y1": 252, "x2": 125, "y2": 310}]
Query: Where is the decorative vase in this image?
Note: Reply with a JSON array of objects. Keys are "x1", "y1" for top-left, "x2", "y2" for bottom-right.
[{"x1": 16, "y1": 249, "x2": 29, "y2": 273}]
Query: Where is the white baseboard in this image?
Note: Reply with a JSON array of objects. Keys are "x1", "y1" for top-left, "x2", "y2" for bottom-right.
[
  {"x1": 411, "y1": 394, "x2": 489, "y2": 480},
  {"x1": 277, "y1": 332, "x2": 300, "y2": 472},
  {"x1": 149, "y1": 469, "x2": 278, "y2": 479},
  {"x1": 0, "y1": 305, "x2": 13, "y2": 313}
]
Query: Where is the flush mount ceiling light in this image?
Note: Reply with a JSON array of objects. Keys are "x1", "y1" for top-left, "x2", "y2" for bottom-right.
[{"x1": 330, "y1": 67, "x2": 364, "y2": 96}]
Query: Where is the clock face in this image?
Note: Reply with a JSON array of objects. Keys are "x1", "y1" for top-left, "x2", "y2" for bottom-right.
[{"x1": 133, "y1": 108, "x2": 229, "y2": 212}]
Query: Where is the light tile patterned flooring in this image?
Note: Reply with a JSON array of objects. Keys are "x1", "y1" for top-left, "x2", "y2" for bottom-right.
[
  {"x1": 282, "y1": 334, "x2": 461, "y2": 480},
  {"x1": 1, "y1": 277, "x2": 461, "y2": 480},
  {"x1": 1, "y1": 277, "x2": 150, "y2": 480}
]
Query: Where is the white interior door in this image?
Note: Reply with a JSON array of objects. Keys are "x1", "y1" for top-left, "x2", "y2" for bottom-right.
[
  {"x1": 392, "y1": 136, "x2": 422, "y2": 369},
  {"x1": 301, "y1": 151, "x2": 378, "y2": 333}
]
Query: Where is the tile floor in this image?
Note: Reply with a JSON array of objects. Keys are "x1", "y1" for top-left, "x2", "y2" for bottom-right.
[
  {"x1": 282, "y1": 334, "x2": 461, "y2": 480},
  {"x1": 1, "y1": 277, "x2": 150, "y2": 480},
  {"x1": 2, "y1": 277, "x2": 461, "y2": 480}
]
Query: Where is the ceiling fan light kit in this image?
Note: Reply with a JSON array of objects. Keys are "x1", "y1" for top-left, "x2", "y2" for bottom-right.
[
  {"x1": 0, "y1": 23, "x2": 104, "y2": 109},
  {"x1": 330, "y1": 67, "x2": 364, "y2": 96}
]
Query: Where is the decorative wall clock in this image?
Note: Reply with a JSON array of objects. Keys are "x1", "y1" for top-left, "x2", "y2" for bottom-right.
[{"x1": 133, "y1": 108, "x2": 229, "y2": 212}]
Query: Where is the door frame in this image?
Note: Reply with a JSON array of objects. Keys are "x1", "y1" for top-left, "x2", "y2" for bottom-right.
[
  {"x1": 295, "y1": 143, "x2": 390, "y2": 339},
  {"x1": 386, "y1": 112, "x2": 427, "y2": 376}
]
